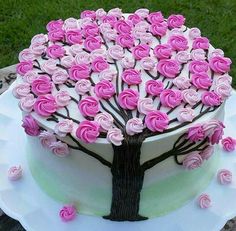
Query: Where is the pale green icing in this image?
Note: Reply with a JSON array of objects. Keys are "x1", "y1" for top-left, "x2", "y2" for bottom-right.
[{"x1": 27, "y1": 146, "x2": 219, "y2": 218}]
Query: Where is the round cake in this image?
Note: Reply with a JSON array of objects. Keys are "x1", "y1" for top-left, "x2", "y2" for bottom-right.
[{"x1": 13, "y1": 8, "x2": 232, "y2": 221}]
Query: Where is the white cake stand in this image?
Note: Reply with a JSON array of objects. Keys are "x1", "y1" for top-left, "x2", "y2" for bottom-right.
[{"x1": 1, "y1": 83, "x2": 236, "y2": 231}]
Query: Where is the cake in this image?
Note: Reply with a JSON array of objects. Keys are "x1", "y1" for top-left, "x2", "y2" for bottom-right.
[{"x1": 12, "y1": 8, "x2": 232, "y2": 221}]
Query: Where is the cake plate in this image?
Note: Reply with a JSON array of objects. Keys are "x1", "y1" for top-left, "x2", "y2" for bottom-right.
[{"x1": 1, "y1": 83, "x2": 236, "y2": 231}]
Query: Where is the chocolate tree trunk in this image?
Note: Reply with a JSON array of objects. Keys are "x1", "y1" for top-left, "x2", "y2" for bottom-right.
[{"x1": 104, "y1": 135, "x2": 147, "y2": 221}]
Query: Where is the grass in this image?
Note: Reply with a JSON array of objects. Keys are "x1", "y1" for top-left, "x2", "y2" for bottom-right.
[{"x1": 0, "y1": 0, "x2": 236, "y2": 86}]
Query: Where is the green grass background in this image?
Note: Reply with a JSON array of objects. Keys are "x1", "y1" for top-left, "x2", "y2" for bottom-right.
[{"x1": 0, "y1": 0, "x2": 236, "y2": 86}]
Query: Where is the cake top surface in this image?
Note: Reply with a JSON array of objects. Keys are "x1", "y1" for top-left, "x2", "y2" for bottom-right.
[{"x1": 13, "y1": 8, "x2": 232, "y2": 145}]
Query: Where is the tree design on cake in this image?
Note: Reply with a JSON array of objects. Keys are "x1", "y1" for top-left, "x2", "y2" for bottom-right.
[{"x1": 14, "y1": 8, "x2": 232, "y2": 221}]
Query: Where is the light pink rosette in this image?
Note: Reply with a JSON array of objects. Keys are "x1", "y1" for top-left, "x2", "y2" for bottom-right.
[
  {"x1": 83, "y1": 23, "x2": 99, "y2": 37},
  {"x1": 145, "y1": 110, "x2": 169, "y2": 132},
  {"x1": 19, "y1": 94, "x2": 36, "y2": 112},
  {"x1": 55, "y1": 91, "x2": 71, "y2": 107},
  {"x1": 116, "y1": 34, "x2": 134, "y2": 48},
  {"x1": 175, "y1": 51, "x2": 190, "y2": 63},
  {"x1": 209, "y1": 56, "x2": 232, "y2": 74},
  {"x1": 75, "y1": 79, "x2": 91, "y2": 95},
  {"x1": 139, "y1": 33, "x2": 153, "y2": 44},
  {"x1": 55, "y1": 119, "x2": 74, "y2": 137},
  {"x1": 78, "y1": 96, "x2": 99, "y2": 117},
  {"x1": 199, "y1": 145, "x2": 214, "y2": 160},
  {"x1": 167, "y1": 14, "x2": 185, "y2": 28},
  {"x1": 128, "y1": 14, "x2": 142, "y2": 25},
  {"x1": 99, "y1": 69, "x2": 117, "y2": 81},
  {"x1": 217, "y1": 169, "x2": 232, "y2": 185},
  {"x1": 16, "y1": 61, "x2": 33, "y2": 76},
  {"x1": 103, "y1": 28, "x2": 118, "y2": 41},
  {"x1": 107, "y1": 128, "x2": 124, "y2": 146},
  {"x1": 208, "y1": 49, "x2": 224, "y2": 59},
  {"x1": 173, "y1": 76, "x2": 191, "y2": 89},
  {"x1": 107, "y1": 8, "x2": 122, "y2": 18},
  {"x1": 69, "y1": 64, "x2": 90, "y2": 80},
  {"x1": 168, "y1": 35, "x2": 188, "y2": 51},
  {"x1": 213, "y1": 74, "x2": 232, "y2": 86},
  {"x1": 52, "y1": 70, "x2": 69, "y2": 84},
  {"x1": 65, "y1": 30, "x2": 83, "y2": 45},
  {"x1": 189, "y1": 60, "x2": 209, "y2": 73},
  {"x1": 19, "y1": 48, "x2": 35, "y2": 62},
  {"x1": 12, "y1": 83, "x2": 31, "y2": 99},
  {"x1": 137, "y1": 98, "x2": 154, "y2": 115},
  {"x1": 102, "y1": 15, "x2": 118, "y2": 27},
  {"x1": 22, "y1": 70, "x2": 38, "y2": 83},
  {"x1": 221, "y1": 137, "x2": 236, "y2": 152},
  {"x1": 198, "y1": 194, "x2": 211, "y2": 209},
  {"x1": 34, "y1": 94, "x2": 57, "y2": 117},
  {"x1": 120, "y1": 56, "x2": 135, "y2": 69},
  {"x1": 170, "y1": 28, "x2": 183, "y2": 35},
  {"x1": 99, "y1": 22, "x2": 111, "y2": 33},
  {"x1": 160, "y1": 89, "x2": 183, "y2": 108},
  {"x1": 115, "y1": 20, "x2": 132, "y2": 34},
  {"x1": 157, "y1": 59, "x2": 181, "y2": 78},
  {"x1": 183, "y1": 151, "x2": 203, "y2": 170},
  {"x1": 213, "y1": 82, "x2": 232, "y2": 100},
  {"x1": 30, "y1": 43, "x2": 46, "y2": 56},
  {"x1": 187, "y1": 124, "x2": 205, "y2": 142},
  {"x1": 126, "y1": 118, "x2": 145, "y2": 135},
  {"x1": 90, "y1": 49, "x2": 107, "y2": 61},
  {"x1": 39, "y1": 131, "x2": 57, "y2": 148},
  {"x1": 84, "y1": 36, "x2": 102, "y2": 52},
  {"x1": 153, "y1": 44, "x2": 172, "y2": 59},
  {"x1": 69, "y1": 44, "x2": 83, "y2": 56},
  {"x1": 201, "y1": 91, "x2": 221, "y2": 106},
  {"x1": 122, "y1": 69, "x2": 142, "y2": 85},
  {"x1": 191, "y1": 49, "x2": 206, "y2": 61},
  {"x1": 48, "y1": 29, "x2": 64, "y2": 42},
  {"x1": 79, "y1": 18, "x2": 93, "y2": 28},
  {"x1": 149, "y1": 21, "x2": 168, "y2": 37},
  {"x1": 189, "y1": 28, "x2": 201, "y2": 40},
  {"x1": 94, "y1": 112, "x2": 113, "y2": 132},
  {"x1": 135, "y1": 8, "x2": 149, "y2": 19},
  {"x1": 191, "y1": 72, "x2": 212, "y2": 89},
  {"x1": 134, "y1": 21, "x2": 149, "y2": 32},
  {"x1": 49, "y1": 141, "x2": 70, "y2": 157},
  {"x1": 147, "y1": 11, "x2": 164, "y2": 23},
  {"x1": 59, "y1": 204, "x2": 77, "y2": 222},
  {"x1": 46, "y1": 19, "x2": 63, "y2": 31},
  {"x1": 22, "y1": 115, "x2": 40, "y2": 136},
  {"x1": 75, "y1": 52, "x2": 91, "y2": 65},
  {"x1": 118, "y1": 89, "x2": 139, "y2": 110},
  {"x1": 8, "y1": 166, "x2": 23, "y2": 181},
  {"x1": 108, "y1": 45, "x2": 124, "y2": 60},
  {"x1": 63, "y1": 18, "x2": 79, "y2": 31},
  {"x1": 41, "y1": 59, "x2": 58, "y2": 74},
  {"x1": 182, "y1": 89, "x2": 200, "y2": 106},
  {"x1": 76, "y1": 120, "x2": 100, "y2": 143},
  {"x1": 94, "y1": 80, "x2": 115, "y2": 99},
  {"x1": 46, "y1": 45, "x2": 65, "y2": 59},
  {"x1": 192, "y1": 37, "x2": 209, "y2": 50},
  {"x1": 31, "y1": 75, "x2": 53, "y2": 95},
  {"x1": 91, "y1": 57, "x2": 109, "y2": 72},
  {"x1": 177, "y1": 107, "x2": 195, "y2": 122},
  {"x1": 81, "y1": 10, "x2": 96, "y2": 20},
  {"x1": 132, "y1": 44, "x2": 150, "y2": 60},
  {"x1": 96, "y1": 8, "x2": 107, "y2": 20},
  {"x1": 31, "y1": 33, "x2": 48, "y2": 45},
  {"x1": 145, "y1": 80, "x2": 164, "y2": 96}
]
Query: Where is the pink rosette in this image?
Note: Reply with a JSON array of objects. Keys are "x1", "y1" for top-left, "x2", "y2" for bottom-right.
[
  {"x1": 170, "y1": 28, "x2": 183, "y2": 35},
  {"x1": 12, "y1": 83, "x2": 31, "y2": 99},
  {"x1": 192, "y1": 37, "x2": 209, "y2": 50},
  {"x1": 126, "y1": 118, "x2": 145, "y2": 136},
  {"x1": 31, "y1": 75, "x2": 53, "y2": 95},
  {"x1": 31, "y1": 33, "x2": 48, "y2": 45},
  {"x1": 102, "y1": 15, "x2": 118, "y2": 27},
  {"x1": 63, "y1": 18, "x2": 78, "y2": 31},
  {"x1": 8, "y1": 166, "x2": 23, "y2": 181},
  {"x1": 22, "y1": 70, "x2": 38, "y2": 83},
  {"x1": 128, "y1": 14, "x2": 142, "y2": 25},
  {"x1": 160, "y1": 89, "x2": 183, "y2": 108},
  {"x1": 168, "y1": 35, "x2": 188, "y2": 51},
  {"x1": 157, "y1": 59, "x2": 181, "y2": 78},
  {"x1": 214, "y1": 82, "x2": 232, "y2": 100},
  {"x1": 108, "y1": 45, "x2": 124, "y2": 60},
  {"x1": 76, "y1": 120, "x2": 100, "y2": 143},
  {"x1": 189, "y1": 28, "x2": 201, "y2": 40},
  {"x1": 140, "y1": 57, "x2": 156, "y2": 71},
  {"x1": 120, "y1": 56, "x2": 135, "y2": 69},
  {"x1": 107, "y1": 128, "x2": 124, "y2": 146},
  {"x1": 19, "y1": 48, "x2": 35, "y2": 62},
  {"x1": 191, "y1": 49, "x2": 206, "y2": 61},
  {"x1": 90, "y1": 49, "x2": 107, "y2": 61},
  {"x1": 55, "y1": 91, "x2": 71, "y2": 107},
  {"x1": 49, "y1": 141, "x2": 70, "y2": 157},
  {"x1": 135, "y1": 8, "x2": 149, "y2": 19},
  {"x1": 189, "y1": 60, "x2": 209, "y2": 73},
  {"x1": 99, "y1": 69, "x2": 117, "y2": 81},
  {"x1": 149, "y1": 21, "x2": 168, "y2": 37},
  {"x1": 137, "y1": 98, "x2": 154, "y2": 115},
  {"x1": 187, "y1": 124, "x2": 205, "y2": 142},
  {"x1": 65, "y1": 30, "x2": 83, "y2": 45},
  {"x1": 153, "y1": 44, "x2": 172, "y2": 59},
  {"x1": 41, "y1": 59, "x2": 58, "y2": 75},
  {"x1": 75, "y1": 79, "x2": 91, "y2": 95},
  {"x1": 46, "y1": 19, "x2": 63, "y2": 31},
  {"x1": 132, "y1": 44, "x2": 150, "y2": 60},
  {"x1": 147, "y1": 11, "x2": 164, "y2": 24},
  {"x1": 19, "y1": 94, "x2": 36, "y2": 112},
  {"x1": 201, "y1": 91, "x2": 221, "y2": 106},
  {"x1": 118, "y1": 89, "x2": 139, "y2": 110},
  {"x1": 69, "y1": 64, "x2": 90, "y2": 80},
  {"x1": 81, "y1": 10, "x2": 96, "y2": 20},
  {"x1": 213, "y1": 74, "x2": 232, "y2": 86},
  {"x1": 96, "y1": 8, "x2": 107, "y2": 20},
  {"x1": 173, "y1": 76, "x2": 191, "y2": 89},
  {"x1": 78, "y1": 96, "x2": 99, "y2": 117},
  {"x1": 114, "y1": 20, "x2": 132, "y2": 34},
  {"x1": 94, "y1": 112, "x2": 113, "y2": 132},
  {"x1": 177, "y1": 107, "x2": 195, "y2": 122},
  {"x1": 217, "y1": 169, "x2": 232, "y2": 185},
  {"x1": 107, "y1": 8, "x2": 122, "y2": 18},
  {"x1": 208, "y1": 49, "x2": 224, "y2": 59},
  {"x1": 83, "y1": 23, "x2": 99, "y2": 37},
  {"x1": 183, "y1": 151, "x2": 203, "y2": 170},
  {"x1": 103, "y1": 28, "x2": 118, "y2": 41},
  {"x1": 34, "y1": 94, "x2": 57, "y2": 117},
  {"x1": 48, "y1": 29, "x2": 64, "y2": 42},
  {"x1": 145, "y1": 80, "x2": 164, "y2": 96},
  {"x1": 55, "y1": 119, "x2": 74, "y2": 137},
  {"x1": 39, "y1": 131, "x2": 57, "y2": 148},
  {"x1": 16, "y1": 61, "x2": 33, "y2": 76},
  {"x1": 52, "y1": 70, "x2": 69, "y2": 84},
  {"x1": 84, "y1": 36, "x2": 102, "y2": 52},
  {"x1": 91, "y1": 57, "x2": 109, "y2": 72},
  {"x1": 135, "y1": 21, "x2": 150, "y2": 32},
  {"x1": 145, "y1": 110, "x2": 169, "y2": 132},
  {"x1": 69, "y1": 44, "x2": 83, "y2": 56},
  {"x1": 94, "y1": 80, "x2": 115, "y2": 99},
  {"x1": 209, "y1": 56, "x2": 232, "y2": 74},
  {"x1": 59, "y1": 204, "x2": 77, "y2": 222},
  {"x1": 75, "y1": 52, "x2": 91, "y2": 65},
  {"x1": 30, "y1": 43, "x2": 46, "y2": 56},
  {"x1": 22, "y1": 115, "x2": 40, "y2": 136},
  {"x1": 175, "y1": 51, "x2": 190, "y2": 63},
  {"x1": 182, "y1": 89, "x2": 200, "y2": 106},
  {"x1": 99, "y1": 22, "x2": 111, "y2": 33},
  {"x1": 46, "y1": 45, "x2": 65, "y2": 59},
  {"x1": 139, "y1": 33, "x2": 153, "y2": 44},
  {"x1": 116, "y1": 34, "x2": 134, "y2": 48},
  {"x1": 221, "y1": 137, "x2": 236, "y2": 152},
  {"x1": 122, "y1": 69, "x2": 142, "y2": 85},
  {"x1": 199, "y1": 145, "x2": 214, "y2": 160},
  {"x1": 198, "y1": 194, "x2": 211, "y2": 209},
  {"x1": 79, "y1": 18, "x2": 93, "y2": 28},
  {"x1": 167, "y1": 14, "x2": 185, "y2": 28},
  {"x1": 191, "y1": 72, "x2": 212, "y2": 89}
]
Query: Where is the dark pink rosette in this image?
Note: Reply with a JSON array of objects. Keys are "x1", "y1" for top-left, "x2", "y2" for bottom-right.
[
  {"x1": 147, "y1": 11, "x2": 164, "y2": 24},
  {"x1": 168, "y1": 35, "x2": 188, "y2": 51},
  {"x1": 116, "y1": 34, "x2": 134, "y2": 48},
  {"x1": 22, "y1": 114, "x2": 40, "y2": 136},
  {"x1": 65, "y1": 30, "x2": 83, "y2": 45},
  {"x1": 16, "y1": 61, "x2": 33, "y2": 76},
  {"x1": 191, "y1": 72, "x2": 212, "y2": 89},
  {"x1": 189, "y1": 60, "x2": 209, "y2": 73},
  {"x1": 59, "y1": 204, "x2": 77, "y2": 222},
  {"x1": 83, "y1": 23, "x2": 100, "y2": 37},
  {"x1": 94, "y1": 80, "x2": 115, "y2": 99},
  {"x1": 84, "y1": 36, "x2": 102, "y2": 52},
  {"x1": 46, "y1": 19, "x2": 63, "y2": 31},
  {"x1": 132, "y1": 44, "x2": 150, "y2": 60},
  {"x1": 118, "y1": 89, "x2": 139, "y2": 110},
  {"x1": 167, "y1": 14, "x2": 185, "y2": 28},
  {"x1": 160, "y1": 89, "x2": 183, "y2": 108},
  {"x1": 48, "y1": 29, "x2": 64, "y2": 42},
  {"x1": 153, "y1": 44, "x2": 172, "y2": 59},
  {"x1": 221, "y1": 137, "x2": 236, "y2": 152},
  {"x1": 69, "y1": 64, "x2": 90, "y2": 80},
  {"x1": 114, "y1": 20, "x2": 132, "y2": 34},
  {"x1": 121, "y1": 69, "x2": 142, "y2": 85},
  {"x1": 150, "y1": 21, "x2": 168, "y2": 37},
  {"x1": 91, "y1": 57, "x2": 109, "y2": 72},
  {"x1": 201, "y1": 91, "x2": 221, "y2": 106},
  {"x1": 128, "y1": 14, "x2": 142, "y2": 25},
  {"x1": 80, "y1": 10, "x2": 96, "y2": 20},
  {"x1": 209, "y1": 56, "x2": 232, "y2": 74},
  {"x1": 157, "y1": 59, "x2": 181, "y2": 78},
  {"x1": 31, "y1": 75, "x2": 53, "y2": 95},
  {"x1": 187, "y1": 124, "x2": 205, "y2": 142},
  {"x1": 192, "y1": 37, "x2": 210, "y2": 50},
  {"x1": 46, "y1": 45, "x2": 65, "y2": 59},
  {"x1": 78, "y1": 96, "x2": 99, "y2": 117},
  {"x1": 102, "y1": 15, "x2": 118, "y2": 27},
  {"x1": 145, "y1": 79, "x2": 164, "y2": 96}
]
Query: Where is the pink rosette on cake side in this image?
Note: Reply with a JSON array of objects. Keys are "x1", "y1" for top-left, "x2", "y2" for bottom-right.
[
  {"x1": 19, "y1": 48, "x2": 36, "y2": 62},
  {"x1": 132, "y1": 44, "x2": 150, "y2": 60},
  {"x1": 52, "y1": 70, "x2": 69, "y2": 84},
  {"x1": 107, "y1": 128, "x2": 124, "y2": 146},
  {"x1": 198, "y1": 194, "x2": 211, "y2": 209},
  {"x1": 182, "y1": 89, "x2": 200, "y2": 106},
  {"x1": 221, "y1": 137, "x2": 236, "y2": 152},
  {"x1": 91, "y1": 57, "x2": 109, "y2": 72},
  {"x1": 46, "y1": 19, "x2": 63, "y2": 31},
  {"x1": 201, "y1": 91, "x2": 221, "y2": 107},
  {"x1": 59, "y1": 204, "x2": 77, "y2": 222},
  {"x1": 94, "y1": 112, "x2": 113, "y2": 132},
  {"x1": 187, "y1": 124, "x2": 205, "y2": 142},
  {"x1": 49, "y1": 141, "x2": 70, "y2": 157},
  {"x1": 118, "y1": 89, "x2": 139, "y2": 110},
  {"x1": 189, "y1": 60, "x2": 209, "y2": 73},
  {"x1": 149, "y1": 21, "x2": 168, "y2": 37},
  {"x1": 75, "y1": 79, "x2": 91, "y2": 95},
  {"x1": 137, "y1": 98, "x2": 154, "y2": 115},
  {"x1": 108, "y1": 45, "x2": 124, "y2": 60},
  {"x1": 191, "y1": 72, "x2": 212, "y2": 89},
  {"x1": 39, "y1": 131, "x2": 57, "y2": 148},
  {"x1": 94, "y1": 80, "x2": 115, "y2": 99},
  {"x1": 116, "y1": 34, "x2": 134, "y2": 48},
  {"x1": 55, "y1": 91, "x2": 71, "y2": 107},
  {"x1": 160, "y1": 89, "x2": 182, "y2": 108},
  {"x1": 217, "y1": 169, "x2": 232, "y2": 185},
  {"x1": 126, "y1": 118, "x2": 145, "y2": 136},
  {"x1": 183, "y1": 151, "x2": 203, "y2": 170},
  {"x1": 153, "y1": 44, "x2": 172, "y2": 59},
  {"x1": 69, "y1": 64, "x2": 90, "y2": 80},
  {"x1": 46, "y1": 45, "x2": 65, "y2": 59},
  {"x1": 157, "y1": 59, "x2": 181, "y2": 78},
  {"x1": 173, "y1": 76, "x2": 191, "y2": 90},
  {"x1": 19, "y1": 94, "x2": 36, "y2": 112},
  {"x1": 65, "y1": 30, "x2": 83, "y2": 45},
  {"x1": 12, "y1": 83, "x2": 31, "y2": 99},
  {"x1": 55, "y1": 119, "x2": 74, "y2": 137},
  {"x1": 177, "y1": 107, "x2": 195, "y2": 122},
  {"x1": 145, "y1": 80, "x2": 164, "y2": 96},
  {"x1": 31, "y1": 75, "x2": 53, "y2": 95},
  {"x1": 209, "y1": 56, "x2": 232, "y2": 74},
  {"x1": 140, "y1": 57, "x2": 156, "y2": 70},
  {"x1": 84, "y1": 36, "x2": 102, "y2": 52},
  {"x1": 192, "y1": 37, "x2": 209, "y2": 50},
  {"x1": 121, "y1": 69, "x2": 142, "y2": 85},
  {"x1": 16, "y1": 61, "x2": 33, "y2": 76},
  {"x1": 167, "y1": 14, "x2": 185, "y2": 28},
  {"x1": 48, "y1": 29, "x2": 64, "y2": 42},
  {"x1": 199, "y1": 145, "x2": 214, "y2": 160},
  {"x1": 8, "y1": 166, "x2": 23, "y2": 181},
  {"x1": 78, "y1": 96, "x2": 99, "y2": 117},
  {"x1": 168, "y1": 35, "x2": 188, "y2": 51},
  {"x1": 213, "y1": 82, "x2": 232, "y2": 100},
  {"x1": 22, "y1": 115, "x2": 40, "y2": 136}
]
